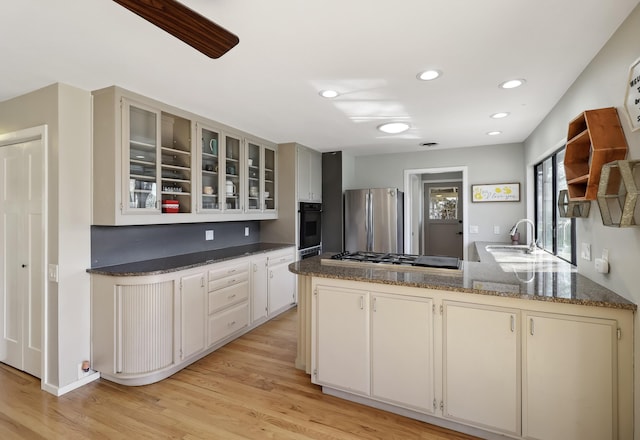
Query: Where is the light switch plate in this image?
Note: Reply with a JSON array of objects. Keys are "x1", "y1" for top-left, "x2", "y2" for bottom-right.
[
  {"x1": 493, "y1": 225, "x2": 500, "y2": 234},
  {"x1": 581, "y1": 243, "x2": 591, "y2": 261},
  {"x1": 48, "y1": 264, "x2": 59, "y2": 282},
  {"x1": 469, "y1": 225, "x2": 479, "y2": 234},
  {"x1": 244, "y1": 226, "x2": 250, "y2": 237}
]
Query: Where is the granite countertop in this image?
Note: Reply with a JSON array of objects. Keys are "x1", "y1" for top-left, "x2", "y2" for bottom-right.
[
  {"x1": 289, "y1": 243, "x2": 636, "y2": 311},
  {"x1": 87, "y1": 242, "x2": 295, "y2": 276}
]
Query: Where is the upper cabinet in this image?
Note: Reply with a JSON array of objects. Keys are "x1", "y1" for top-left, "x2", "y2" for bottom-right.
[
  {"x1": 92, "y1": 86, "x2": 277, "y2": 225},
  {"x1": 564, "y1": 107, "x2": 628, "y2": 201},
  {"x1": 297, "y1": 144, "x2": 322, "y2": 202},
  {"x1": 245, "y1": 139, "x2": 277, "y2": 213}
]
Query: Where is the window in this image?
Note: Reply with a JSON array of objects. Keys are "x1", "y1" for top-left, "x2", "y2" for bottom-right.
[{"x1": 534, "y1": 148, "x2": 575, "y2": 264}]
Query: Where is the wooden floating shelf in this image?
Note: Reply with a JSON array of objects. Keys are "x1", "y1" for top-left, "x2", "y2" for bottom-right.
[{"x1": 564, "y1": 107, "x2": 628, "y2": 201}]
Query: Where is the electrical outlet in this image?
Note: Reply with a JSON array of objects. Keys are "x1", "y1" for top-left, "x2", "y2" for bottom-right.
[
  {"x1": 493, "y1": 225, "x2": 500, "y2": 234},
  {"x1": 581, "y1": 243, "x2": 591, "y2": 261},
  {"x1": 244, "y1": 226, "x2": 250, "y2": 237},
  {"x1": 205, "y1": 230, "x2": 214, "y2": 241},
  {"x1": 48, "y1": 264, "x2": 59, "y2": 282},
  {"x1": 469, "y1": 225, "x2": 479, "y2": 234}
]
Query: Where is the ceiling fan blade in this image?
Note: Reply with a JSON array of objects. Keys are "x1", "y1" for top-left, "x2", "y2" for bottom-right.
[{"x1": 112, "y1": 0, "x2": 239, "y2": 59}]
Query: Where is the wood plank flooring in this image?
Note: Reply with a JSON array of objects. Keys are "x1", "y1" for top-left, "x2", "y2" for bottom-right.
[{"x1": 0, "y1": 308, "x2": 480, "y2": 439}]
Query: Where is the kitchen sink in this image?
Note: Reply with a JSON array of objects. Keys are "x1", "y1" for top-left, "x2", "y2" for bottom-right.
[{"x1": 485, "y1": 244, "x2": 543, "y2": 254}]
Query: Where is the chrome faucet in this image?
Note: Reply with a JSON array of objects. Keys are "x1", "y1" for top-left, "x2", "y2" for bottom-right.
[{"x1": 509, "y1": 219, "x2": 537, "y2": 253}]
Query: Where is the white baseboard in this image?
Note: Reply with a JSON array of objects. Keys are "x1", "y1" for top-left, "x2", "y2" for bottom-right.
[{"x1": 41, "y1": 371, "x2": 101, "y2": 396}]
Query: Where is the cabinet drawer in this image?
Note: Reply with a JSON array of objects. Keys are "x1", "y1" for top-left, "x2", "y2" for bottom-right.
[
  {"x1": 268, "y1": 251, "x2": 294, "y2": 267},
  {"x1": 208, "y1": 302, "x2": 249, "y2": 346},
  {"x1": 208, "y1": 271, "x2": 249, "y2": 292},
  {"x1": 208, "y1": 281, "x2": 249, "y2": 314},
  {"x1": 208, "y1": 261, "x2": 249, "y2": 281}
]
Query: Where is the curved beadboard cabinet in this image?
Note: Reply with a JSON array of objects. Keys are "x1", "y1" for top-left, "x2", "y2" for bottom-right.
[{"x1": 90, "y1": 244, "x2": 295, "y2": 386}]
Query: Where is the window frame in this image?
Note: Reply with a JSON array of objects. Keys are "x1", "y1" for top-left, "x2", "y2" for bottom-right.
[{"x1": 534, "y1": 147, "x2": 576, "y2": 265}]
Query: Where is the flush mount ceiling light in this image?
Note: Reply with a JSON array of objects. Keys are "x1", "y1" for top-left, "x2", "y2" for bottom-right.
[
  {"x1": 417, "y1": 70, "x2": 441, "y2": 81},
  {"x1": 378, "y1": 122, "x2": 410, "y2": 134},
  {"x1": 319, "y1": 89, "x2": 339, "y2": 98},
  {"x1": 487, "y1": 131, "x2": 502, "y2": 136},
  {"x1": 499, "y1": 79, "x2": 526, "y2": 89},
  {"x1": 491, "y1": 112, "x2": 510, "y2": 119}
]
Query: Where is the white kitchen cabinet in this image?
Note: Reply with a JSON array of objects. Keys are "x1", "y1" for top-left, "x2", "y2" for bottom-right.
[
  {"x1": 296, "y1": 144, "x2": 322, "y2": 202},
  {"x1": 522, "y1": 312, "x2": 617, "y2": 440},
  {"x1": 267, "y1": 249, "x2": 296, "y2": 314},
  {"x1": 179, "y1": 272, "x2": 206, "y2": 360},
  {"x1": 92, "y1": 86, "x2": 278, "y2": 225},
  {"x1": 206, "y1": 260, "x2": 250, "y2": 346},
  {"x1": 442, "y1": 301, "x2": 520, "y2": 436},
  {"x1": 91, "y1": 276, "x2": 176, "y2": 381},
  {"x1": 314, "y1": 285, "x2": 370, "y2": 395},
  {"x1": 371, "y1": 294, "x2": 435, "y2": 413},
  {"x1": 305, "y1": 277, "x2": 633, "y2": 440},
  {"x1": 245, "y1": 139, "x2": 277, "y2": 213},
  {"x1": 251, "y1": 248, "x2": 296, "y2": 324},
  {"x1": 313, "y1": 284, "x2": 435, "y2": 412},
  {"x1": 251, "y1": 256, "x2": 268, "y2": 323}
]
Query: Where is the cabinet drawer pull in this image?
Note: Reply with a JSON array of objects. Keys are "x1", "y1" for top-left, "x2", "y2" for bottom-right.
[
  {"x1": 228, "y1": 294, "x2": 236, "y2": 300},
  {"x1": 228, "y1": 320, "x2": 236, "y2": 328},
  {"x1": 227, "y1": 269, "x2": 237, "y2": 274},
  {"x1": 227, "y1": 278, "x2": 237, "y2": 285},
  {"x1": 359, "y1": 296, "x2": 364, "y2": 310},
  {"x1": 530, "y1": 318, "x2": 535, "y2": 336},
  {"x1": 510, "y1": 315, "x2": 515, "y2": 332}
]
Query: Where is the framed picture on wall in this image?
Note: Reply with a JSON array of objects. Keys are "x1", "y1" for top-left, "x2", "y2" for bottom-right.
[
  {"x1": 624, "y1": 56, "x2": 640, "y2": 131},
  {"x1": 471, "y1": 183, "x2": 520, "y2": 202}
]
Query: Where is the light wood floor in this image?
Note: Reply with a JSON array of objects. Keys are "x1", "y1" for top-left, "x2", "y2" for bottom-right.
[{"x1": 0, "y1": 308, "x2": 480, "y2": 439}]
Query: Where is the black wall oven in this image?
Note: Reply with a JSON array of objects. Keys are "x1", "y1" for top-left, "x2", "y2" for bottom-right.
[{"x1": 299, "y1": 202, "x2": 322, "y2": 258}]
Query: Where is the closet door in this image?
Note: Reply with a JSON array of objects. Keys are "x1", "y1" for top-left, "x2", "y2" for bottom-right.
[{"x1": 0, "y1": 139, "x2": 43, "y2": 378}]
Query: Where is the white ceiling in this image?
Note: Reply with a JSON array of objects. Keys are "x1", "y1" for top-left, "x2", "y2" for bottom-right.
[{"x1": 1, "y1": 0, "x2": 639, "y2": 155}]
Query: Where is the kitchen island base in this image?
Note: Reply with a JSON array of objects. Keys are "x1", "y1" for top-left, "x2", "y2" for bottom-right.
[{"x1": 295, "y1": 275, "x2": 633, "y2": 440}]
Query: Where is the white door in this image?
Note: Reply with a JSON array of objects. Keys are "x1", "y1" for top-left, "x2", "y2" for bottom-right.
[
  {"x1": 0, "y1": 139, "x2": 43, "y2": 378},
  {"x1": 523, "y1": 313, "x2": 617, "y2": 440},
  {"x1": 371, "y1": 294, "x2": 434, "y2": 413},
  {"x1": 251, "y1": 258, "x2": 268, "y2": 322},
  {"x1": 180, "y1": 272, "x2": 205, "y2": 360},
  {"x1": 267, "y1": 262, "x2": 295, "y2": 314},
  {"x1": 423, "y1": 182, "x2": 463, "y2": 258},
  {"x1": 314, "y1": 285, "x2": 369, "y2": 395},
  {"x1": 443, "y1": 302, "x2": 520, "y2": 435}
]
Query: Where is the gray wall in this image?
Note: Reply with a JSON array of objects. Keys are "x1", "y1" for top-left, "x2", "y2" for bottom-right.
[
  {"x1": 350, "y1": 143, "x2": 527, "y2": 256},
  {"x1": 91, "y1": 221, "x2": 261, "y2": 267},
  {"x1": 524, "y1": 3, "x2": 640, "y2": 430}
]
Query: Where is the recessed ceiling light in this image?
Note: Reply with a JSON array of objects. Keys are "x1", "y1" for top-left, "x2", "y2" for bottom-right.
[
  {"x1": 417, "y1": 70, "x2": 441, "y2": 81},
  {"x1": 487, "y1": 131, "x2": 502, "y2": 136},
  {"x1": 491, "y1": 112, "x2": 510, "y2": 119},
  {"x1": 378, "y1": 122, "x2": 410, "y2": 134},
  {"x1": 319, "y1": 89, "x2": 339, "y2": 98},
  {"x1": 499, "y1": 79, "x2": 526, "y2": 89}
]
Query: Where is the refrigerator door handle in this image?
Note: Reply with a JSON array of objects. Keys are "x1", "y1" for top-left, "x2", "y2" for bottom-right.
[{"x1": 365, "y1": 192, "x2": 371, "y2": 251}]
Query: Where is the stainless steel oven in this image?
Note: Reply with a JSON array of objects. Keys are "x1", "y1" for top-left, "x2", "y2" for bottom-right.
[{"x1": 299, "y1": 202, "x2": 322, "y2": 253}]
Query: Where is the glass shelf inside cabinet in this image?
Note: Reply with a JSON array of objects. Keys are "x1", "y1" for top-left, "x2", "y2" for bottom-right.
[
  {"x1": 128, "y1": 105, "x2": 158, "y2": 210},
  {"x1": 201, "y1": 127, "x2": 220, "y2": 210}
]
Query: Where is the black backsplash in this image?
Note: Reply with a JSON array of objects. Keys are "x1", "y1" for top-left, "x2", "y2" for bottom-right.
[{"x1": 91, "y1": 221, "x2": 261, "y2": 268}]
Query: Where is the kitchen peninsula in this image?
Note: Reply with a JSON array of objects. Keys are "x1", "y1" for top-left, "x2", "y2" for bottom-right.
[{"x1": 290, "y1": 244, "x2": 635, "y2": 440}]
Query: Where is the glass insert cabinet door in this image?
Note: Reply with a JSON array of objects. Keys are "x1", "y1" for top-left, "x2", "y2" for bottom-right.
[
  {"x1": 224, "y1": 133, "x2": 242, "y2": 211},
  {"x1": 124, "y1": 100, "x2": 160, "y2": 213},
  {"x1": 246, "y1": 141, "x2": 261, "y2": 211},
  {"x1": 160, "y1": 112, "x2": 192, "y2": 214},
  {"x1": 199, "y1": 125, "x2": 221, "y2": 211},
  {"x1": 264, "y1": 146, "x2": 276, "y2": 210}
]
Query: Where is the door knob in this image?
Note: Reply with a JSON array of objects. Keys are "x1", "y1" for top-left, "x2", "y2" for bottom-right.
[
  {"x1": 21, "y1": 264, "x2": 27, "y2": 268},
  {"x1": 456, "y1": 232, "x2": 463, "y2": 235}
]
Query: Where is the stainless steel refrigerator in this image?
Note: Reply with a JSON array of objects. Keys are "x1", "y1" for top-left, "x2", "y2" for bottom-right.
[{"x1": 344, "y1": 188, "x2": 404, "y2": 253}]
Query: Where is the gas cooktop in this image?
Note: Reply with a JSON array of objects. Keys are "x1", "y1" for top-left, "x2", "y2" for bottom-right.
[{"x1": 322, "y1": 251, "x2": 462, "y2": 272}]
